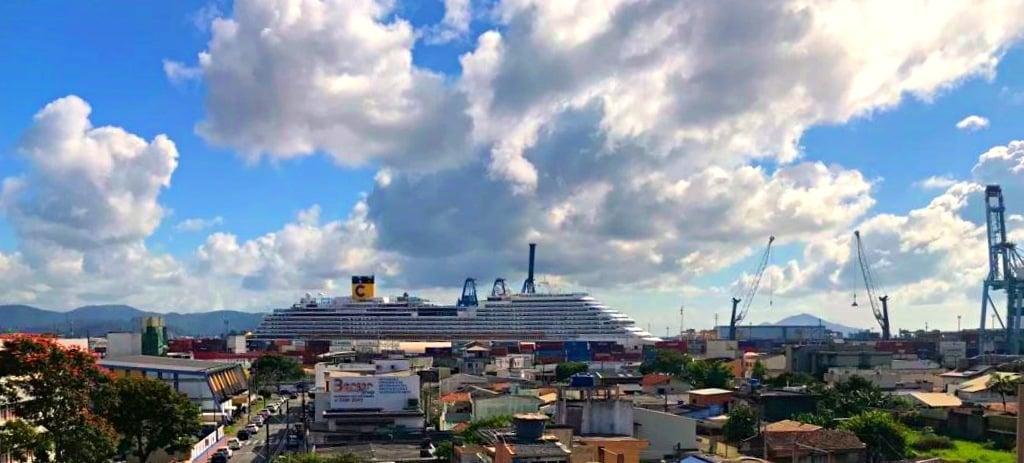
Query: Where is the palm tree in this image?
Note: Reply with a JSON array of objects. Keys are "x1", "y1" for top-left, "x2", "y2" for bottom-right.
[{"x1": 986, "y1": 374, "x2": 1020, "y2": 410}]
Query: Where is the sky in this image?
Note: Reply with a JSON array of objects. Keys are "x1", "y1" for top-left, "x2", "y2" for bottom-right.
[{"x1": 1, "y1": 0, "x2": 1024, "y2": 335}]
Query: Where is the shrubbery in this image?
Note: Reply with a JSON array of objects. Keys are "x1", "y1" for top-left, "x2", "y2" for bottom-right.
[{"x1": 911, "y1": 433, "x2": 953, "y2": 451}]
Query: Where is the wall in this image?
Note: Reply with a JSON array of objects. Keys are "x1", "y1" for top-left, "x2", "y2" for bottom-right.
[
  {"x1": 107, "y1": 332, "x2": 142, "y2": 358},
  {"x1": 558, "y1": 399, "x2": 634, "y2": 436},
  {"x1": 704, "y1": 341, "x2": 739, "y2": 360},
  {"x1": 472, "y1": 395, "x2": 542, "y2": 420},
  {"x1": 632, "y1": 408, "x2": 697, "y2": 460}
]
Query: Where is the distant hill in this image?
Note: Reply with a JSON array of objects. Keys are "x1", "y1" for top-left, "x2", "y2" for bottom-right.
[
  {"x1": 0, "y1": 304, "x2": 266, "y2": 338},
  {"x1": 771, "y1": 313, "x2": 862, "y2": 335}
]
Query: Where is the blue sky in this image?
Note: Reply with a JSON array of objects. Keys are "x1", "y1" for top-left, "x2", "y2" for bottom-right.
[{"x1": 1, "y1": 0, "x2": 1023, "y2": 334}]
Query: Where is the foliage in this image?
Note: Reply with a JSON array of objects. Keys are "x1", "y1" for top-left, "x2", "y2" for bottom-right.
[
  {"x1": 0, "y1": 336, "x2": 118, "y2": 462},
  {"x1": 763, "y1": 372, "x2": 820, "y2": 388},
  {"x1": 722, "y1": 403, "x2": 758, "y2": 443},
  {"x1": 433, "y1": 441, "x2": 454, "y2": 462},
  {"x1": 910, "y1": 432, "x2": 954, "y2": 451},
  {"x1": 797, "y1": 375, "x2": 907, "y2": 425},
  {"x1": 0, "y1": 418, "x2": 50, "y2": 461},
  {"x1": 750, "y1": 360, "x2": 767, "y2": 381},
  {"x1": 686, "y1": 359, "x2": 732, "y2": 389},
  {"x1": 99, "y1": 376, "x2": 202, "y2": 463},
  {"x1": 252, "y1": 353, "x2": 305, "y2": 390},
  {"x1": 456, "y1": 415, "x2": 514, "y2": 444},
  {"x1": 839, "y1": 410, "x2": 910, "y2": 463},
  {"x1": 555, "y1": 361, "x2": 588, "y2": 381},
  {"x1": 639, "y1": 349, "x2": 689, "y2": 376},
  {"x1": 276, "y1": 453, "x2": 363, "y2": 463},
  {"x1": 986, "y1": 374, "x2": 1020, "y2": 409}
]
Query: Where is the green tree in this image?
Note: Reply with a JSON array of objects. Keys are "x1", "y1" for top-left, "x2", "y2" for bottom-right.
[
  {"x1": 722, "y1": 403, "x2": 758, "y2": 442},
  {"x1": 555, "y1": 361, "x2": 589, "y2": 381},
  {"x1": 457, "y1": 415, "x2": 514, "y2": 444},
  {"x1": 99, "y1": 376, "x2": 202, "y2": 463},
  {"x1": 750, "y1": 360, "x2": 767, "y2": 381},
  {"x1": 687, "y1": 359, "x2": 732, "y2": 388},
  {"x1": 0, "y1": 336, "x2": 117, "y2": 463},
  {"x1": 639, "y1": 349, "x2": 689, "y2": 376},
  {"x1": 987, "y1": 374, "x2": 1020, "y2": 410},
  {"x1": 0, "y1": 418, "x2": 50, "y2": 461},
  {"x1": 839, "y1": 410, "x2": 909, "y2": 463},
  {"x1": 763, "y1": 372, "x2": 819, "y2": 388},
  {"x1": 252, "y1": 353, "x2": 305, "y2": 391}
]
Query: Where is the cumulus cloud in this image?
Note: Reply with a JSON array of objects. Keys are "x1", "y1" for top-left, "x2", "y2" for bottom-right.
[
  {"x1": 956, "y1": 115, "x2": 990, "y2": 131},
  {"x1": 190, "y1": 0, "x2": 472, "y2": 169},
  {"x1": 196, "y1": 202, "x2": 396, "y2": 291},
  {"x1": 175, "y1": 216, "x2": 224, "y2": 232},
  {"x1": 915, "y1": 175, "x2": 959, "y2": 190},
  {"x1": 425, "y1": 0, "x2": 473, "y2": 44},
  {"x1": 163, "y1": 59, "x2": 203, "y2": 85},
  {"x1": 0, "y1": 96, "x2": 184, "y2": 306}
]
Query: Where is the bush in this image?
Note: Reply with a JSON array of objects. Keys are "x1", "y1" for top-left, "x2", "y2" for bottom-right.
[{"x1": 911, "y1": 433, "x2": 953, "y2": 451}]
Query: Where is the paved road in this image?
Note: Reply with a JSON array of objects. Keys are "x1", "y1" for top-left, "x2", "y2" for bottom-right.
[{"x1": 230, "y1": 395, "x2": 308, "y2": 463}]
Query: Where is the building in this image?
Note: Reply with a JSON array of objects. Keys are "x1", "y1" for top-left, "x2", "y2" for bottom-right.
[
  {"x1": 141, "y1": 316, "x2": 168, "y2": 356},
  {"x1": 106, "y1": 332, "x2": 143, "y2": 358},
  {"x1": 756, "y1": 389, "x2": 818, "y2": 422},
  {"x1": 760, "y1": 426, "x2": 866, "y2": 463},
  {"x1": 632, "y1": 407, "x2": 698, "y2": 460},
  {"x1": 787, "y1": 346, "x2": 892, "y2": 378},
  {"x1": 99, "y1": 355, "x2": 249, "y2": 424},
  {"x1": 314, "y1": 372, "x2": 424, "y2": 441},
  {"x1": 954, "y1": 372, "x2": 1021, "y2": 403},
  {"x1": 641, "y1": 374, "x2": 690, "y2": 395},
  {"x1": 714, "y1": 325, "x2": 828, "y2": 343},
  {"x1": 686, "y1": 389, "x2": 732, "y2": 408},
  {"x1": 906, "y1": 392, "x2": 962, "y2": 426}
]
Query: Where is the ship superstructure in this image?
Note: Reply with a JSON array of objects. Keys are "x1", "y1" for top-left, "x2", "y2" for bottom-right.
[{"x1": 252, "y1": 245, "x2": 660, "y2": 345}]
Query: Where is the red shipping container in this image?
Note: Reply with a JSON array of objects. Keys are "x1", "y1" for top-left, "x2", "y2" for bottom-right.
[{"x1": 520, "y1": 342, "x2": 536, "y2": 353}]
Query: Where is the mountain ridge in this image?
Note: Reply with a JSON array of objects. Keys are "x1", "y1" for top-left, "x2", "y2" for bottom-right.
[
  {"x1": 771, "y1": 313, "x2": 862, "y2": 335},
  {"x1": 0, "y1": 304, "x2": 267, "y2": 337}
]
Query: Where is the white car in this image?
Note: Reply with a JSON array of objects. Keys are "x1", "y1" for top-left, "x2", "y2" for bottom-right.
[
  {"x1": 228, "y1": 438, "x2": 242, "y2": 450},
  {"x1": 245, "y1": 424, "x2": 258, "y2": 434}
]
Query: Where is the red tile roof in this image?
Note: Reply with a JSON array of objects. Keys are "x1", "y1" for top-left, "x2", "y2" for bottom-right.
[
  {"x1": 441, "y1": 392, "x2": 471, "y2": 404},
  {"x1": 642, "y1": 374, "x2": 672, "y2": 387}
]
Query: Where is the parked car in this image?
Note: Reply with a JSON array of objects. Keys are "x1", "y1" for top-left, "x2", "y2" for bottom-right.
[
  {"x1": 213, "y1": 447, "x2": 232, "y2": 459},
  {"x1": 238, "y1": 428, "x2": 253, "y2": 439},
  {"x1": 267, "y1": 404, "x2": 279, "y2": 414},
  {"x1": 287, "y1": 434, "x2": 300, "y2": 449},
  {"x1": 253, "y1": 417, "x2": 264, "y2": 427},
  {"x1": 288, "y1": 393, "x2": 298, "y2": 399},
  {"x1": 210, "y1": 455, "x2": 228, "y2": 463},
  {"x1": 228, "y1": 438, "x2": 242, "y2": 450}
]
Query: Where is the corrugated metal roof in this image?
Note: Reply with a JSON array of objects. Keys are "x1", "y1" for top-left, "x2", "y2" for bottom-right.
[{"x1": 909, "y1": 392, "x2": 962, "y2": 408}]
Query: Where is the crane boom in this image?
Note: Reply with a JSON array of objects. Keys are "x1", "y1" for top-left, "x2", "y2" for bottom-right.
[
  {"x1": 729, "y1": 236, "x2": 775, "y2": 340},
  {"x1": 853, "y1": 230, "x2": 891, "y2": 339}
]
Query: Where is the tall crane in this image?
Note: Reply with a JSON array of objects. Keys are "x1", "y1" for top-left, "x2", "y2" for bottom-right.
[
  {"x1": 979, "y1": 185, "x2": 1024, "y2": 354},
  {"x1": 852, "y1": 230, "x2": 892, "y2": 340},
  {"x1": 729, "y1": 236, "x2": 775, "y2": 340}
]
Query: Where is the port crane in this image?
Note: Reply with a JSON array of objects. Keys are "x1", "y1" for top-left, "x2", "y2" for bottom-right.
[
  {"x1": 979, "y1": 185, "x2": 1024, "y2": 354},
  {"x1": 728, "y1": 236, "x2": 775, "y2": 340},
  {"x1": 852, "y1": 230, "x2": 892, "y2": 340}
]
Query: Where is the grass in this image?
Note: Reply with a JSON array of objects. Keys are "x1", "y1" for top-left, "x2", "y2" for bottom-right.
[{"x1": 911, "y1": 434, "x2": 1014, "y2": 463}]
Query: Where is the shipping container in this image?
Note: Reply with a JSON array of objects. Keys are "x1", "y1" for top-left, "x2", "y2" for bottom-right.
[
  {"x1": 490, "y1": 347, "x2": 509, "y2": 356},
  {"x1": 537, "y1": 356, "x2": 564, "y2": 365},
  {"x1": 589, "y1": 341, "x2": 615, "y2": 353},
  {"x1": 566, "y1": 350, "x2": 592, "y2": 362},
  {"x1": 536, "y1": 341, "x2": 565, "y2": 351},
  {"x1": 519, "y1": 342, "x2": 536, "y2": 353}
]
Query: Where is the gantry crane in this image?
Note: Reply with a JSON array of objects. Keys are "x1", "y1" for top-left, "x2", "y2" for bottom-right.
[
  {"x1": 979, "y1": 185, "x2": 1024, "y2": 354},
  {"x1": 852, "y1": 230, "x2": 892, "y2": 340},
  {"x1": 728, "y1": 236, "x2": 775, "y2": 340}
]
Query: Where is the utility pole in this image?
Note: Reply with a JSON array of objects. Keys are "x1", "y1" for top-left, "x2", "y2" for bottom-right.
[{"x1": 680, "y1": 305, "x2": 685, "y2": 339}]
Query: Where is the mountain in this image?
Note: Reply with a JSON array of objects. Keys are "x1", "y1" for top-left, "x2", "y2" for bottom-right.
[
  {"x1": 771, "y1": 313, "x2": 862, "y2": 335},
  {"x1": 0, "y1": 304, "x2": 266, "y2": 337}
]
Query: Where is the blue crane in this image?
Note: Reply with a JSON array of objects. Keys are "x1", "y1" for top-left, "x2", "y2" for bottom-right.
[
  {"x1": 729, "y1": 236, "x2": 775, "y2": 340},
  {"x1": 980, "y1": 185, "x2": 1024, "y2": 354}
]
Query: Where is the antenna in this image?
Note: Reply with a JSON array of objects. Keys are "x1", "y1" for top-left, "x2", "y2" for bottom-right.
[{"x1": 679, "y1": 305, "x2": 685, "y2": 339}]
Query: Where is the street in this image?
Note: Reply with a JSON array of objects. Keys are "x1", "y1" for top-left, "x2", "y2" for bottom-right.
[{"x1": 226, "y1": 394, "x2": 308, "y2": 463}]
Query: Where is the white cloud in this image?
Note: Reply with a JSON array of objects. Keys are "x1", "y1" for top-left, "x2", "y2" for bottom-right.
[
  {"x1": 956, "y1": 115, "x2": 990, "y2": 131},
  {"x1": 189, "y1": 0, "x2": 472, "y2": 170},
  {"x1": 163, "y1": 59, "x2": 203, "y2": 85},
  {"x1": 425, "y1": 0, "x2": 473, "y2": 44},
  {"x1": 914, "y1": 175, "x2": 959, "y2": 190},
  {"x1": 175, "y1": 216, "x2": 224, "y2": 232}
]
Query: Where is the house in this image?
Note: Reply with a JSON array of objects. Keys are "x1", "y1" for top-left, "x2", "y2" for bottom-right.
[
  {"x1": 632, "y1": 407, "x2": 698, "y2": 460},
  {"x1": 490, "y1": 414, "x2": 571, "y2": 463},
  {"x1": 439, "y1": 392, "x2": 473, "y2": 430},
  {"x1": 742, "y1": 353, "x2": 787, "y2": 378},
  {"x1": 98, "y1": 355, "x2": 249, "y2": 424},
  {"x1": 761, "y1": 428, "x2": 866, "y2": 463},
  {"x1": 906, "y1": 392, "x2": 962, "y2": 424},
  {"x1": 954, "y1": 372, "x2": 1021, "y2": 404},
  {"x1": 687, "y1": 388, "x2": 733, "y2": 408},
  {"x1": 756, "y1": 389, "x2": 818, "y2": 422},
  {"x1": 938, "y1": 367, "x2": 991, "y2": 393},
  {"x1": 574, "y1": 436, "x2": 649, "y2": 463},
  {"x1": 641, "y1": 374, "x2": 689, "y2": 395}
]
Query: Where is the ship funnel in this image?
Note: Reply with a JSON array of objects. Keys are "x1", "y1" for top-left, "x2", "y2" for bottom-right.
[{"x1": 522, "y1": 243, "x2": 537, "y2": 294}]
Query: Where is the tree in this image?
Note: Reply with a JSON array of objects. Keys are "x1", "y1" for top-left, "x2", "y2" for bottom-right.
[
  {"x1": 763, "y1": 371, "x2": 819, "y2": 388},
  {"x1": 555, "y1": 361, "x2": 588, "y2": 381},
  {"x1": 722, "y1": 403, "x2": 758, "y2": 442},
  {"x1": 839, "y1": 410, "x2": 909, "y2": 463},
  {"x1": 252, "y1": 353, "x2": 305, "y2": 391},
  {"x1": 0, "y1": 336, "x2": 117, "y2": 463},
  {"x1": 639, "y1": 349, "x2": 689, "y2": 376},
  {"x1": 99, "y1": 376, "x2": 202, "y2": 463},
  {"x1": 0, "y1": 418, "x2": 50, "y2": 461},
  {"x1": 987, "y1": 374, "x2": 1020, "y2": 410},
  {"x1": 687, "y1": 360, "x2": 732, "y2": 388},
  {"x1": 750, "y1": 360, "x2": 767, "y2": 381}
]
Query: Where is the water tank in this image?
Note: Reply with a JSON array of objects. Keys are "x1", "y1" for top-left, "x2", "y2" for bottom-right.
[{"x1": 513, "y1": 413, "x2": 548, "y2": 442}]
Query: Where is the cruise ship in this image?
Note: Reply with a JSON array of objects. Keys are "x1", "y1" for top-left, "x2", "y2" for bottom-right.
[{"x1": 252, "y1": 244, "x2": 660, "y2": 346}]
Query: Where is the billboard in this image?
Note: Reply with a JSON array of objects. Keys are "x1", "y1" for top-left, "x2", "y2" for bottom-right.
[{"x1": 329, "y1": 375, "x2": 419, "y2": 411}]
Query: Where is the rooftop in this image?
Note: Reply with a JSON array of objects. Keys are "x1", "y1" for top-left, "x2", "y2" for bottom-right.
[
  {"x1": 688, "y1": 388, "x2": 733, "y2": 396},
  {"x1": 909, "y1": 392, "x2": 962, "y2": 408},
  {"x1": 764, "y1": 420, "x2": 822, "y2": 433},
  {"x1": 99, "y1": 355, "x2": 239, "y2": 373}
]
